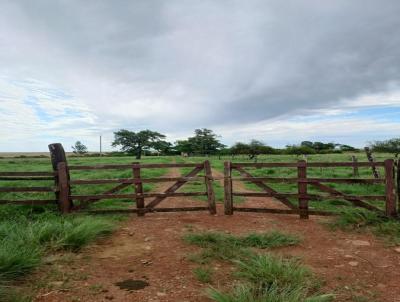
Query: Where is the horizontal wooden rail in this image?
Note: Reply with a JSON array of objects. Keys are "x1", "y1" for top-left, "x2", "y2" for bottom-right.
[
  {"x1": 68, "y1": 163, "x2": 203, "y2": 170},
  {"x1": 0, "y1": 199, "x2": 57, "y2": 205},
  {"x1": 83, "y1": 206, "x2": 210, "y2": 214},
  {"x1": 0, "y1": 176, "x2": 56, "y2": 181},
  {"x1": 70, "y1": 176, "x2": 205, "y2": 185},
  {"x1": 232, "y1": 191, "x2": 386, "y2": 201},
  {"x1": 70, "y1": 191, "x2": 207, "y2": 200},
  {"x1": 231, "y1": 162, "x2": 385, "y2": 168},
  {"x1": 0, "y1": 186, "x2": 56, "y2": 192},
  {"x1": 0, "y1": 171, "x2": 56, "y2": 176},
  {"x1": 232, "y1": 207, "x2": 335, "y2": 216},
  {"x1": 233, "y1": 177, "x2": 385, "y2": 184}
]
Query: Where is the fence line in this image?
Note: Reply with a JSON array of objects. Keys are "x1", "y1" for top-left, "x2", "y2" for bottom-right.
[
  {"x1": 224, "y1": 159, "x2": 396, "y2": 218},
  {"x1": 0, "y1": 143, "x2": 398, "y2": 219}
]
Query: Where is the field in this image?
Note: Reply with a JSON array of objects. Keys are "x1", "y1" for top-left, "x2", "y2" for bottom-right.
[{"x1": 1, "y1": 153, "x2": 400, "y2": 301}]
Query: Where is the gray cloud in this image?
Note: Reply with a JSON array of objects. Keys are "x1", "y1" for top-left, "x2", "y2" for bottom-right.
[{"x1": 1, "y1": 0, "x2": 400, "y2": 147}]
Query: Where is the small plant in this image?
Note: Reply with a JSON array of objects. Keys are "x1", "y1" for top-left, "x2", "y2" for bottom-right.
[
  {"x1": 235, "y1": 254, "x2": 314, "y2": 292},
  {"x1": 207, "y1": 254, "x2": 334, "y2": 302},
  {"x1": 193, "y1": 267, "x2": 213, "y2": 283}
]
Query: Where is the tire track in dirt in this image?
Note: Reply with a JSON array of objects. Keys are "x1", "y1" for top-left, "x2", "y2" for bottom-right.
[{"x1": 35, "y1": 167, "x2": 400, "y2": 302}]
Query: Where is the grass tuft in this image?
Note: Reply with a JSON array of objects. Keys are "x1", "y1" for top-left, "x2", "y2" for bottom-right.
[
  {"x1": 330, "y1": 208, "x2": 400, "y2": 245},
  {"x1": 193, "y1": 267, "x2": 213, "y2": 283},
  {"x1": 208, "y1": 254, "x2": 334, "y2": 302}
]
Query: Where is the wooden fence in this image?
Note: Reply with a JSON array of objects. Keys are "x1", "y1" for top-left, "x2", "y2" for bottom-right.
[
  {"x1": 224, "y1": 160, "x2": 397, "y2": 218},
  {"x1": 0, "y1": 171, "x2": 58, "y2": 206},
  {"x1": 64, "y1": 161, "x2": 216, "y2": 215},
  {"x1": 0, "y1": 144, "x2": 398, "y2": 219}
]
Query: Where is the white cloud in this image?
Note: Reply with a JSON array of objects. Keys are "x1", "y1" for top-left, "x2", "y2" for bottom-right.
[{"x1": 1, "y1": 1, "x2": 400, "y2": 151}]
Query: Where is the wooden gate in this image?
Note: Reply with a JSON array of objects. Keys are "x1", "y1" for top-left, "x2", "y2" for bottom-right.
[
  {"x1": 223, "y1": 160, "x2": 397, "y2": 219},
  {"x1": 62, "y1": 161, "x2": 216, "y2": 215}
]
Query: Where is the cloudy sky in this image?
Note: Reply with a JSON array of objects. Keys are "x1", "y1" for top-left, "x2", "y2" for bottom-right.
[{"x1": 1, "y1": 0, "x2": 400, "y2": 152}]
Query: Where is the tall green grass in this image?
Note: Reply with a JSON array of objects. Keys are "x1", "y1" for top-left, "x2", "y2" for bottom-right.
[
  {"x1": 330, "y1": 208, "x2": 400, "y2": 245},
  {"x1": 208, "y1": 254, "x2": 334, "y2": 302},
  {"x1": 184, "y1": 231, "x2": 332, "y2": 302},
  {"x1": 0, "y1": 211, "x2": 116, "y2": 299}
]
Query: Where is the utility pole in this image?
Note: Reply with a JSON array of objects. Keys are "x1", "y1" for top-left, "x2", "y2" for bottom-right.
[{"x1": 99, "y1": 135, "x2": 102, "y2": 156}]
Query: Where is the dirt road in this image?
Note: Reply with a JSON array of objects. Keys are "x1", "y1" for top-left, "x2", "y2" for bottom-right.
[{"x1": 34, "y1": 168, "x2": 400, "y2": 302}]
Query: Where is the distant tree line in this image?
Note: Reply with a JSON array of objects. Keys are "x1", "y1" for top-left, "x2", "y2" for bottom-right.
[
  {"x1": 74, "y1": 129, "x2": 400, "y2": 159},
  {"x1": 369, "y1": 138, "x2": 400, "y2": 155},
  {"x1": 109, "y1": 128, "x2": 362, "y2": 159}
]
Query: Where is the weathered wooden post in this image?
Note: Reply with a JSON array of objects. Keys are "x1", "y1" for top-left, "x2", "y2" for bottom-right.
[
  {"x1": 397, "y1": 159, "x2": 400, "y2": 216},
  {"x1": 384, "y1": 159, "x2": 397, "y2": 217},
  {"x1": 57, "y1": 162, "x2": 71, "y2": 213},
  {"x1": 298, "y1": 160, "x2": 309, "y2": 219},
  {"x1": 224, "y1": 161, "x2": 233, "y2": 215},
  {"x1": 133, "y1": 164, "x2": 145, "y2": 216},
  {"x1": 365, "y1": 147, "x2": 379, "y2": 179},
  {"x1": 204, "y1": 160, "x2": 216, "y2": 214},
  {"x1": 48, "y1": 143, "x2": 72, "y2": 213},
  {"x1": 351, "y1": 155, "x2": 359, "y2": 177}
]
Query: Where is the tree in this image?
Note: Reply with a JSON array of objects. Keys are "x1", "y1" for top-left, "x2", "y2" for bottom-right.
[
  {"x1": 174, "y1": 140, "x2": 195, "y2": 155},
  {"x1": 187, "y1": 128, "x2": 225, "y2": 155},
  {"x1": 71, "y1": 141, "x2": 88, "y2": 155},
  {"x1": 285, "y1": 145, "x2": 316, "y2": 155},
  {"x1": 231, "y1": 140, "x2": 276, "y2": 158},
  {"x1": 370, "y1": 138, "x2": 400, "y2": 154},
  {"x1": 338, "y1": 144, "x2": 357, "y2": 151},
  {"x1": 231, "y1": 142, "x2": 251, "y2": 155},
  {"x1": 111, "y1": 129, "x2": 166, "y2": 159},
  {"x1": 152, "y1": 141, "x2": 173, "y2": 155},
  {"x1": 300, "y1": 141, "x2": 336, "y2": 152}
]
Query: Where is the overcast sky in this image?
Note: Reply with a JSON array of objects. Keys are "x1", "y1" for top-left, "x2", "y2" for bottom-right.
[{"x1": 1, "y1": 0, "x2": 400, "y2": 152}]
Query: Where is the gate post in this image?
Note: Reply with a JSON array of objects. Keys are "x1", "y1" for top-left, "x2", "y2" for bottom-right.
[
  {"x1": 351, "y1": 155, "x2": 359, "y2": 177},
  {"x1": 224, "y1": 161, "x2": 233, "y2": 215},
  {"x1": 57, "y1": 162, "x2": 71, "y2": 213},
  {"x1": 298, "y1": 160, "x2": 309, "y2": 219},
  {"x1": 204, "y1": 160, "x2": 216, "y2": 214},
  {"x1": 384, "y1": 159, "x2": 396, "y2": 217},
  {"x1": 397, "y1": 159, "x2": 400, "y2": 216},
  {"x1": 48, "y1": 143, "x2": 73, "y2": 213},
  {"x1": 133, "y1": 164, "x2": 145, "y2": 216}
]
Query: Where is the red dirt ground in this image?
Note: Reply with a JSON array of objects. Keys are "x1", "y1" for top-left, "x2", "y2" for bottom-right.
[{"x1": 33, "y1": 169, "x2": 400, "y2": 302}]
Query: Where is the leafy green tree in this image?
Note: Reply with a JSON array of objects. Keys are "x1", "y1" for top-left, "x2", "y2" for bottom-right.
[
  {"x1": 111, "y1": 129, "x2": 166, "y2": 159},
  {"x1": 188, "y1": 128, "x2": 225, "y2": 155},
  {"x1": 231, "y1": 142, "x2": 251, "y2": 155},
  {"x1": 71, "y1": 141, "x2": 88, "y2": 155},
  {"x1": 370, "y1": 138, "x2": 400, "y2": 154},
  {"x1": 285, "y1": 145, "x2": 316, "y2": 155},
  {"x1": 231, "y1": 140, "x2": 276, "y2": 157},
  {"x1": 152, "y1": 141, "x2": 173, "y2": 155},
  {"x1": 300, "y1": 141, "x2": 337, "y2": 152},
  {"x1": 174, "y1": 140, "x2": 195, "y2": 154},
  {"x1": 338, "y1": 144, "x2": 357, "y2": 151}
]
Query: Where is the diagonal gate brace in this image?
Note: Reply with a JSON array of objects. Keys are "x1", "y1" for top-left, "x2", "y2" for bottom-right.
[
  {"x1": 310, "y1": 182, "x2": 381, "y2": 212},
  {"x1": 145, "y1": 166, "x2": 204, "y2": 209},
  {"x1": 235, "y1": 167, "x2": 297, "y2": 209}
]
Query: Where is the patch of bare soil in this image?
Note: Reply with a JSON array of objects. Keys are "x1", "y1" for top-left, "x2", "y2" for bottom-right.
[{"x1": 34, "y1": 168, "x2": 400, "y2": 302}]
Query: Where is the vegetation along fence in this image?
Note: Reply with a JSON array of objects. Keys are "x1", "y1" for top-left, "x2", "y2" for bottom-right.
[
  {"x1": 0, "y1": 143, "x2": 399, "y2": 219},
  {"x1": 223, "y1": 160, "x2": 397, "y2": 219}
]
